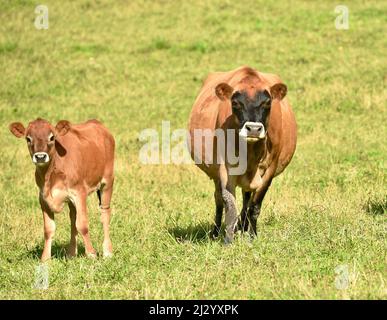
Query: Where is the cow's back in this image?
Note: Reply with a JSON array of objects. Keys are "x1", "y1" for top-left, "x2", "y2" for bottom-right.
[
  {"x1": 188, "y1": 69, "x2": 238, "y2": 179},
  {"x1": 56, "y1": 120, "x2": 115, "y2": 186}
]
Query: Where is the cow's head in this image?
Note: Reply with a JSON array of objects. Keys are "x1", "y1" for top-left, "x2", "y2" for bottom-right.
[
  {"x1": 215, "y1": 82, "x2": 287, "y2": 142},
  {"x1": 9, "y1": 118, "x2": 71, "y2": 167}
]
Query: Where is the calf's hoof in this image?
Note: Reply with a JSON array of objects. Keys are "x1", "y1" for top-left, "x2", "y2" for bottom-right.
[
  {"x1": 66, "y1": 253, "x2": 77, "y2": 259},
  {"x1": 86, "y1": 252, "x2": 97, "y2": 259},
  {"x1": 103, "y1": 252, "x2": 113, "y2": 259},
  {"x1": 103, "y1": 241, "x2": 113, "y2": 258},
  {"x1": 66, "y1": 246, "x2": 77, "y2": 259},
  {"x1": 40, "y1": 256, "x2": 51, "y2": 263}
]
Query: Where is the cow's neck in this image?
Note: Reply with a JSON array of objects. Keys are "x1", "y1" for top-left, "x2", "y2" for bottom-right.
[
  {"x1": 246, "y1": 138, "x2": 268, "y2": 161},
  {"x1": 35, "y1": 151, "x2": 69, "y2": 213},
  {"x1": 245, "y1": 134, "x2": 276, "y2": 175}
]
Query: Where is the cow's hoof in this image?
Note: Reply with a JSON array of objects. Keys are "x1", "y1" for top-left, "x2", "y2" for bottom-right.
[
  {"x1": 210, "y1": 228, "x2": 220, "y2": 240},
  {"x1": 248, "y1": 232, "x2": 258, "y2": 242},
  {"x1": 224, "y1": 236, "x2": 233, "y2": 246}
]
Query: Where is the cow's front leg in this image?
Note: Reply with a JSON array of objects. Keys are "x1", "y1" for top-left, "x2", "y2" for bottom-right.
[
  {"x1": 248, "y1": 178, "x2": 272, "y2": 238},
  {"x1": 222, "y1": 186, "x2": 238, "y2": 245},
  {"x1": 237, "y1": 191, "x2": 251, "y2": 233},
  {"x1": 74, "y1": 193, "x2": 96, "y2": 258},
  {"x1": 247, "y1": 202, "x2": 261, "y2": 238},
  {"x1": 211, "y1": 180, "x2": 224, "y2": 239},
  {"x1": 40, "y1": 198, "x2": 55, "y2": 262}
]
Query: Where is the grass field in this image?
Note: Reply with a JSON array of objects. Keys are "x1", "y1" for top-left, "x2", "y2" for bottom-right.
[{"x1": 0, "y1": 0, "x2": 386, "y2": 299}]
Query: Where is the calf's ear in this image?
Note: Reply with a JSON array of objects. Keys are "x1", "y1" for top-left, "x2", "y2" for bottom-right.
[
  {"x1": 215, "y1": 83, "x2": 234, "y2": 101},
  {"x1": 270, "y1": 83, "x2": 287, "y2": 100},
  {"x1": 55, "y1": 120, "x2": 71, "y2": 136},
  {"x1": 9, "y1": 122, "x2": 26, "y2": 138}
]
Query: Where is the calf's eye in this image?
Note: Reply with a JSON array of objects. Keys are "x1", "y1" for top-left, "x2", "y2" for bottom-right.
[
  {"x1": 26, "y1": 136, "x2": 32, "y2": 144},
  {"x1": 48, "y1": 133, "x2": 55, "y2": 142}
]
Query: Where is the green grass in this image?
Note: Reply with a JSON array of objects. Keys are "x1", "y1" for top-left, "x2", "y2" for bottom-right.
[{"x1": 0, "y1": 0, "x2": 386, "y2": 299}]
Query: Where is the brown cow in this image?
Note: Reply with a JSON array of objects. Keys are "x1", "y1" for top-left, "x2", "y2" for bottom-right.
[
  {"x1": 188, "y1": 66, "x2": 297, "y2": 244},
  {"x1": 9, "y1": 118, "x2": 115, "y2": 261}
]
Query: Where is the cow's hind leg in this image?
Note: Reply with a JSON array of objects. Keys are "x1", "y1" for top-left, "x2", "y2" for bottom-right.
[
  {"x1": 75, "y1": 192, "x2": 97, "y2": 258},
  {"x1": 98, "y1": 179, "x2": 114, "y2": 258},
  {"x1": 237, "y1": 191, "x2": 251, "y2": 233},
  {"x1": 67, "y1": 202, "x2": 78, "y2": 258},
  {"x1": 211, "y1": 180, "x2": 224, "y2": 239}
]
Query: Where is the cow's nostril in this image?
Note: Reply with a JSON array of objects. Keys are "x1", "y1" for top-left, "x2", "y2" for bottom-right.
[{"x1": 245, "y1": 125, "x2": 251, "y2": 131}]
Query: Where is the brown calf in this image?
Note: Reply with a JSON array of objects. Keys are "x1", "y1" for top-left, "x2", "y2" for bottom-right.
[
  {"x1": 188, "y1": 66, "x2": 297, "y2": 243},
  {"x1": 9, "y1": 118, "x2": 115, "y2": 261}
]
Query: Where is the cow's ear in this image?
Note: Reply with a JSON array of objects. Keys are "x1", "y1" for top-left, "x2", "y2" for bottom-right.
[
  {"x1": 215, "y1": 83, "x2": 234, "y2": 101},
  {"x1": 55, "y1": 120, "x2": 71, "y2": 136},
  {"x1": 270, "y1": 83, "x2": 287, "y2": 100},
  {"x1": 9, "y1": 122, "x2": 26, "y2": 138}
]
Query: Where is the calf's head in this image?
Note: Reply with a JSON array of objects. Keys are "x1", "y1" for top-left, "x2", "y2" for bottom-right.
[
  {"x1": 9, "y1": 118, "x2": 70, "y2": 166},
  {"x1": 215, "y1": 82, "x2": 287, "y2": 142}
]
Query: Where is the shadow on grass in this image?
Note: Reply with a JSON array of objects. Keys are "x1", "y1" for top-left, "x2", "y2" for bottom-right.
[
  {"x1": 168, "y1": 222, "x2": 215, "y2": 244},
  {"x1": 364, "y1": 196, "x2": 386, "y2": 215},
  {"x1": 26, "y1": 242, "x2": 86, "y2": 260}
]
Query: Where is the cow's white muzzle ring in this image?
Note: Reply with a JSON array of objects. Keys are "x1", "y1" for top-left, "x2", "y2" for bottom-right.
[
  {"x1": 239, "y1": 122, "x2": 266, "y2": 142},
  {"x1": 32, "y1": 152, "x2": 50, "y2": 165}
]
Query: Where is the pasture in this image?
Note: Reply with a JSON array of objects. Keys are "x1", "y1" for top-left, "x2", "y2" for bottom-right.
[{"x1": 0, "y1": 0, "x2": 386, "y2": 299}]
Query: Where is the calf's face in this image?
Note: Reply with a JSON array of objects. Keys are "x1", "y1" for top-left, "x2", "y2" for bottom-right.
[
  {"x1": 215, "y1": 82, "x2": 287, "y2": 142},
  {"x1": 9, "y1": 118, "x2": 70, "y2": 166}
]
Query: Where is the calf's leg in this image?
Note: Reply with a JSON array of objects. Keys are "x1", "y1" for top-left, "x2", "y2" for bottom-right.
[
  {"x1": 98, "y1": 181, "x2": 114, "y2": 258},
  {"x1": 40, "y1": 198, "x2": 55, "y2": 262},
  {"x1": 67, "y1": 202, "x2": 78, "y2": 257},
  {"x1": 75, "y1": 193, "x2": 96, "y2": 258}
]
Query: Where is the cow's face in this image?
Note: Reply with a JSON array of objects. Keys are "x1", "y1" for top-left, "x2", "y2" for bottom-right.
[
  {"x1": 215, "y1": 82, "x2": 287, "y2": 142},
  {"x1": 9, "y1": 118, "x2": 70, "y2": 167}
]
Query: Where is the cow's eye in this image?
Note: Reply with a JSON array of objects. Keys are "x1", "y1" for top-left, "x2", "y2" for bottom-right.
[
  {"x1": 26, "y1": 136, "x2": 32, "y2": 144},
  {"x1": 48, "y1": 133, "x2": 55, "y2": 142},
  {"x1": 232, "y1": 101, "x2": 242, "y2": 110},
  {"x1": 262, "y1": 99, "x2": 271, "y2": 109}
]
